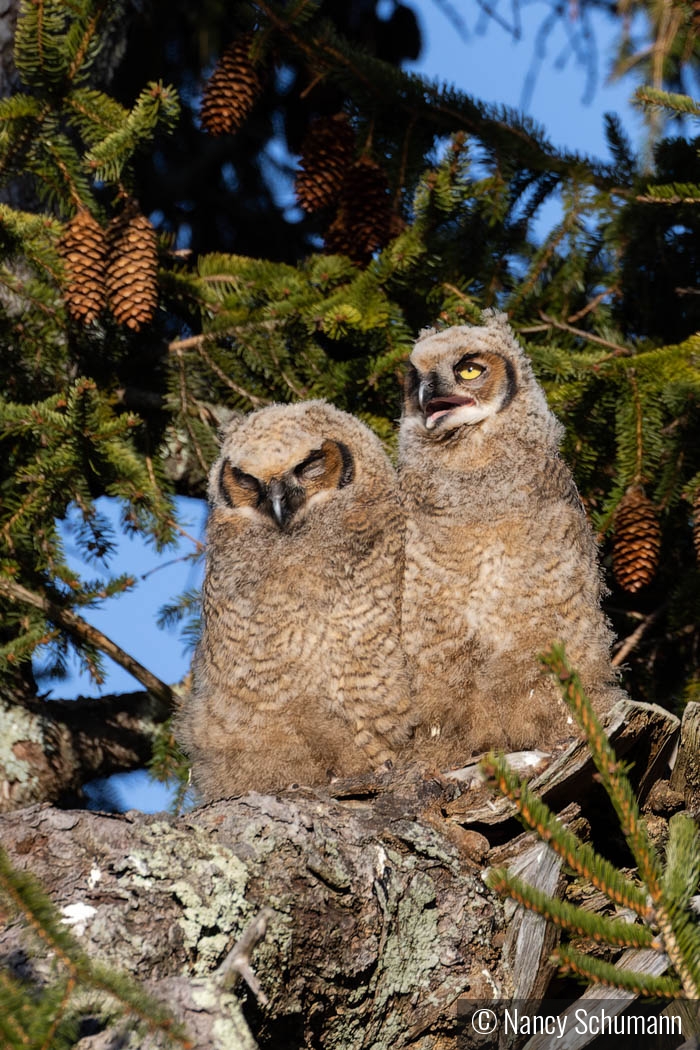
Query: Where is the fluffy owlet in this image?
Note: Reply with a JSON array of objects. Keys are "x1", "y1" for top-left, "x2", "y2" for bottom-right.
[
  {"x1": 398, "y1": 311, "x2": 624, "y2": 764},
  {"x1": 175, "y1": 400, "x2": 414, "y2": 799}
]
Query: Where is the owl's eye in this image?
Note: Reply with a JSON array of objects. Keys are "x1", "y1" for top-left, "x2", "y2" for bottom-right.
[
  {"x1": 295, "y1": 450, "x2": 326, "y2": 481},
  {"x1": 457, "y1": 363, "x2": 484, "y2": 381}
]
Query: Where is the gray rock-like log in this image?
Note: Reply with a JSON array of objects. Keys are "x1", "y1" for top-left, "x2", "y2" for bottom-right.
[{"x1": 0, "y1": 770, "x2": 508, "y2": 1050}]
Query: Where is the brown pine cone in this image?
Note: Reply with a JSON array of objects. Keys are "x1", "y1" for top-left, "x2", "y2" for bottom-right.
[
  {"x1": 200, "y1": 34, "x2": 265, "y2": 137},
  {"x1": 324, "y1": 156, "x2": 393, "y2": 265},
  {"x1": 59, "y1": 209, "x2": 107, "y2": 324},
  {"x1": 295, "y1": 114, "x2": 356, "y2": 213},
  {"x1": 106, "y1": 203, "x2": 158, "y2": 332},
  {"x1": 612, "y1": 484, "x2": 661, "y2": 592}
]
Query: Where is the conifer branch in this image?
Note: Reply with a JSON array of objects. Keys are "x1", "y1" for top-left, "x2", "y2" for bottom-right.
[
  {"x1": 66, "y1": 1, "x2": 106, "y2": 84},
  {"x1": 171, "y1": 347, "x2": 212, "y2": 477},
  {"x1": 634, "y1": 86, "x2": 700, "y2": 117},
  {"x1": 537, "y1": 312, "x2": 632, "y2": 355},
  {"x1": 174, "y1": 334, "x2": 271, "y2": 408},
  {"x1": 0, "y1": 846, "x2": 193, "y2": 1047},
  {"x1": 487, "y1": 868, "x2": 658, "y2": 948},
  {"x1": 481, "y1": 753, "x2": 651, "y2": 916},
  {"x1": 553, "y1": 946, "x2": 683, "y2": 997},
  {"x1": 566, "y1": 287, "x2": 619, "y2": 323},
  {"x1": 254, "y1": 0, "x2": 614, "y2": 185},
  {"x1": 0, "y1": 578, "x2": 174, "y2": 706},
  {"x1": 627, "y1": 369, "x2": 644, "y2": 483},
  {"x1": 542, "y1": 646, "x2": 663, "y2": 896}
]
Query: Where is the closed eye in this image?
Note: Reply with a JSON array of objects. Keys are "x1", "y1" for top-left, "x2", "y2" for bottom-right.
[
  {"x1": 295, "y1": 450, "x2": 326, "y2": 481},
  {"x1": 231, "y1": 467, "x2": 260, "y2": 491}
]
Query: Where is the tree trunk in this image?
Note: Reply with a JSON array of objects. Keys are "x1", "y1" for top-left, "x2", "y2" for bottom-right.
[
  {"x1": 0, "y1": 766, "x2": 511, "y2": 1050},
  {"x1": 0, "y1": 700, "x2": 683, "y2": 1050}
]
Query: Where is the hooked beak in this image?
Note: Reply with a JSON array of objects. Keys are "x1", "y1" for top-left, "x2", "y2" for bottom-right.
[
  {"x1": 268, "y1": 479, "x2": 289, "y2": 528},
  {"x1": 418, "y1": 377, "x2": 434, "y2": 413}
]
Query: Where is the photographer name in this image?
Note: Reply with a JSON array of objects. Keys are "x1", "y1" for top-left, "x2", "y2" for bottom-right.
[{"x1": 504, "y1": 1007, "x2": 682, "y2": 1039}]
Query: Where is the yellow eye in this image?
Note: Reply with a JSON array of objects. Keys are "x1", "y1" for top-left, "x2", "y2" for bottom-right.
[{"x1": 458, "y1": 364, "x2": 484, "y2": 380}]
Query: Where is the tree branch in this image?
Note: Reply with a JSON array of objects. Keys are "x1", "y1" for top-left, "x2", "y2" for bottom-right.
[
  {"x1": 537, "y1": 312, "x2": 632, "y2": 355},
  {"x1": 0, "y1": 578, "x2": 175, "y2": 706},
  {"x1": 0, "y1": 689, "x2": 172, "y2": 811}
]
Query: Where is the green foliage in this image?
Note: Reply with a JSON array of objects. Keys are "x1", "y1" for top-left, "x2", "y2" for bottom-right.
[
  {"x1": 0, "y1": 845, "x2": 191, "y2": 1048},
  {"x1": 85, "y1": 82, "x2": 180, "y2": 183},
  {"x1": 483, "y1": 644, "x2": 700, "y2": 999},
  {"x1": 1, "y1": 0, "x2": 699, "y2": 762},
  {"x1": 0, "y1": 379, "x2": 175, "y2": 680}
]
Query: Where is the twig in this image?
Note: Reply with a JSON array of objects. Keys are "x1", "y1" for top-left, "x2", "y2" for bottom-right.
[
  {"x1": 567, "y1": 287, "x2": 618, "y2": 324},
  {"x1": 167, "y1": 517, "x2": 206, "y2": 554},
  {"x1": 612, "y1": 607, "x2": 665, "y2": 668},
  {"x1": 538, "y1": 312, "x2": 632, "y2": 356},
  {"x1": 635, "y1": 194, "x2": 700, "y2": 205},
  {"x1": 216, "y1": 908, "x2": 274, "y2": 1005},
  {"x1": 0, "y1": 578, "x2": 174, "y2": 706},
  {"x1": 168, "y1": 333, "x2": 270, "y2": 408},
  {"x1": 172, "y1": 346, "x2": 210, "y2": 477}
]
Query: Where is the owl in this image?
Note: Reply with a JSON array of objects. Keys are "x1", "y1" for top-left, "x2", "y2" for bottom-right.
[
  {"x1": 175, "y1": 399, "x2": 414, "y2": 799},
  {"x1": 398, "y1": 311, "x2": 623, "y2": 764}
]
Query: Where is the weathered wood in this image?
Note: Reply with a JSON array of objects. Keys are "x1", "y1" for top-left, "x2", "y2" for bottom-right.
[
  {"x1": 669, "y1": 701, "x2": 700, "y2": 814},
  {"x1": 0, "y1": 770, "x2": 508, "y2": 1050},
  {"x1": 0, "y1": 702, "x2": 687, "y2": 1050},
  {"x1": 522, "y1": 949, "x2": 671, "y2": 1050},
  {"x1": 445, "y1": 700, "x2": 680, "y2": 833},
  {"x1": 502, "y1": 844, "x2": 563, "y2": 1002}
]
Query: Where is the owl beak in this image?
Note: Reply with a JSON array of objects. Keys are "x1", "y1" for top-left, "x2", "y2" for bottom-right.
[
  {"x1": 418, "y1": 377, "x2": 435, "y2": 413},
  {"x1": 268, "y1": 479, "x2": 289, "y2": 528}
]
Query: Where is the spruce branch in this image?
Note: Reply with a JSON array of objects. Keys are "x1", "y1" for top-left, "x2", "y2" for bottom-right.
[
  {"x1": 542, "y1": 645, "x2": 663, "y2": 896},
  {"x1": 0, "y1": 846, "x2": 193, "y2": 1048},
  {"x1": 480, "y1": 752, "x2": 651, "y2": 916},
  {"x1": 487, "y1": 868, "x2": 657, "y2": 948},
  {"x1": 85, "y1": 81, "x2": 180, "y2": 182},
  {"x1": 536, "y1": 312, "x2": 632, "y2": 356},
  {"x1": 542, "y1": 646, "x2": 700, "y2": 998},
  {"x1": 627, "y1": 369, "x2": 644, "y2": 484},
  {"x1": 634, "y1": 86, "x2": 700, "y2": 118},
  {"x1": 0, "y1": 577, "x2": 174, "y2": 706},
  {"x1": 486, "y1": 649, "x2": 700, "y2": 999},
  {"x1": 662, "y1": 813, "x2": 700, "y2": 912},
  {"x1": 553, "y1": 946, "x2": 683, "y2": 997},
  {"x1": 254, "y1": 0, "x2": 616, "y2": 187}
]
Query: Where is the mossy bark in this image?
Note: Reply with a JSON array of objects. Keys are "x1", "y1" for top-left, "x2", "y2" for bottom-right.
[{"x1": 0, "y1": 768, "x2": 507, "y2": 1050}]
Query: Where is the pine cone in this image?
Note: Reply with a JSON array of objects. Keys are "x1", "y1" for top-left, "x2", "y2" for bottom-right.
[
  {"x1": 295, "y1": 114, "x2": 356, "y2": 213},
  {"x1": 324, "y1": 156, "x2": 393, "y2": 265},
  {"x1": 200, "y1": 34, "x2": 264, "y2": 136},
  {"x1": 59, "y1": 209, "x2": 107, "y2": 324},
  {"x1": 612, "y1": 484, "x2": 661, "y2": 592},
  {"x1": 106, "y1": 203, "x2": 158, "y2": 332}
]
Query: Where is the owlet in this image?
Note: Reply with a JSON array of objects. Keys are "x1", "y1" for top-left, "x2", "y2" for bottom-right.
[
  {"x1": 175, "y1": 399, "x2": 414, "y2": 798},
  {"x1": 399, "y1": 311, "x2": 624, "y2": 764}
]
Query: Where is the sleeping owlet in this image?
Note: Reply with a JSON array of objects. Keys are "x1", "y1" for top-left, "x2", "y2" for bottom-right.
[{"x1": 175, "y1": 399, "x2": 414, "y2": 798}]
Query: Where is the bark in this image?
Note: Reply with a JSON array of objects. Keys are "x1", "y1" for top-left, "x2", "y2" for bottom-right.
[
  {"x1": 0, "y1": 689, "x2": 171, "y2": 811},
  {"x1": 0, "y1": 699, "x2": 687, "y2": 1050},
  {"x1": 0, "y1": 767, "x2": 509, "y2": 1050}
]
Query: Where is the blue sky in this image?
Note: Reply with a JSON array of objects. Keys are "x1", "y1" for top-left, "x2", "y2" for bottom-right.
[{"x1": 45, "y1": 1, "x2": 649, "y2": 810}]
